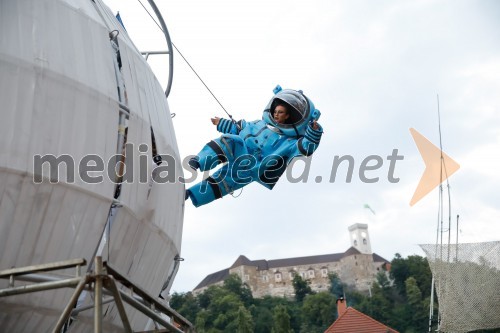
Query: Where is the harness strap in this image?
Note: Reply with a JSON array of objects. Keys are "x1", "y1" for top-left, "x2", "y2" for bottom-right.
[
  {"x1": 207, "y1": 140, "x2": 228, "y2": 163},
  {"x1": 206, "y1": 177, "x2": 222, "y2": 199},
  {"x1": 220, "y1": 137, "x2": 234, "y2": 159}
]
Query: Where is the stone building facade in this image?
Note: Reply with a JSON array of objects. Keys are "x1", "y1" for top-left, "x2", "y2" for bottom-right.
[{"x1": 193, "y1": 223, "x2": 389, "y2": 298}]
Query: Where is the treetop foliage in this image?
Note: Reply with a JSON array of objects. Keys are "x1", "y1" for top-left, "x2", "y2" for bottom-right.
[{"x1": 169, "y1": 253, "x2": 500, "y2": 332}]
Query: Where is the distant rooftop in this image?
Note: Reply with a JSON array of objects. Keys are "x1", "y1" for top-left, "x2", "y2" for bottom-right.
[
  {"x1": 325, "y1": 307, "x2": 399, "y2": 333},
  {"x1": 194, "y1": 268, "x2": 230, "y2": 290},
  {"x1": 348, "y1": 223, "x2": 368, "y2": 231}
]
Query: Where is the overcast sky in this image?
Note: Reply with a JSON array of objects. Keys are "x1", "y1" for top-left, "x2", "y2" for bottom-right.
[{"x1": 104, "y1": 0, "x2": 500, "y2": 293}]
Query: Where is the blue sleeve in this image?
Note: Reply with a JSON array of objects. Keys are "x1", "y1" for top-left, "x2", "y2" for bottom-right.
[
  {"x1": 297, "y1": 122, "x2": 323, "y2": 156},
  {"x1": 216, "y1": 118, "x2": 245, "y2": 134}
]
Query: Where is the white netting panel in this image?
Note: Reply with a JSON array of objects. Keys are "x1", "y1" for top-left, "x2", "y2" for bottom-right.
[{"x1": 420, "y1": 241, "x2": 500, "y2": 333}]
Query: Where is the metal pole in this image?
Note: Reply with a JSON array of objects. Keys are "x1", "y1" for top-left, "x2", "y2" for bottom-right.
[
  {"x1": 428, "y1": 276, "x2": 434, "y2": 332},
  {"x1": 119, "y1": 290, "x2": 183, "y2": 333},
  {"x1": 104, "y1": 276, "x2": 133, "y2": 333},
  {"x1": 456, "y1": 214, "x2": 459, "y2": 261},
  {"x1": 146, "y1": 0, "x2": 174, "y2": 98},
  {"x1": 71, "y1": 297, "x2": 114, "y2": 315},
  {"x1": 53, "y1": 277, "x2": 89, "y2": 333},
  {"x1": 141, "y1": 50, "x2": 170, "y2": 56},
  {"x1": 0, "y1": 258, "x2": 86, "y2": 278},
  {"x1": 105, "y1": 263, "x2": 192, "y2": 329},
  {"x1": 94, "y1": 256, "x2": 103, "y2": 333},
  {"x1": 0, "y1": 277, "x2": 81, "y2": 297}
]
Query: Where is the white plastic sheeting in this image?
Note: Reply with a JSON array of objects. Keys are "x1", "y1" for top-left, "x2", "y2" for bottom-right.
[{"x1": 0, "y1": 0, "x2": 184, "y2": 331}]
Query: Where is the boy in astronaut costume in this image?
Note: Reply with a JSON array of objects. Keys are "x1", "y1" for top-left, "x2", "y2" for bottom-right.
[{"x1": 185, "y1": 86, "x2": 323, "y2": 207}]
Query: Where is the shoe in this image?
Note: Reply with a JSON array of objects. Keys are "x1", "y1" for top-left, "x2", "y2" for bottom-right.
[{"x1": 188, "y1": 157, "x2": 200, "y2": 170}]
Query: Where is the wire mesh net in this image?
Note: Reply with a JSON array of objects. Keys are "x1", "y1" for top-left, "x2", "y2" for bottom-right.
[{"x1": 420, "y1": 241, "x2": 500, "y2": 333}]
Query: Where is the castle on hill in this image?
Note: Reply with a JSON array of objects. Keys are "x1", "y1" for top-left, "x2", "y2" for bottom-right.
[{"x1": 193, "y1": 223, "x2": 390, "y2": 298}]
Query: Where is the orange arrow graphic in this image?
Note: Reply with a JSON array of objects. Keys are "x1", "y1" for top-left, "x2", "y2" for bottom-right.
[{"x1": 410, "y1": 128, "x2": 460, "y2": 206}]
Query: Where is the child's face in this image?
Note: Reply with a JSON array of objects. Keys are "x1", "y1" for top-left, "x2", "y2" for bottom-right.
[{"x1": 274, "y1": 105, "x2": 290, "y2": 124}]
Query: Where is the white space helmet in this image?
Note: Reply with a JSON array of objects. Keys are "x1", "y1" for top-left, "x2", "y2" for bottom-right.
[{"x1": 262, "y1": 85, "x2": 320, "y2": 137}]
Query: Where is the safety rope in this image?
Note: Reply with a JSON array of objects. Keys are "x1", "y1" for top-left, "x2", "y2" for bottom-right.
[
  {"x1": 136, "y1": 0, "x2": 244, "y2": 198},
  {"x1": 135, "y1": 0, "x2": 241, "y2": 130}
]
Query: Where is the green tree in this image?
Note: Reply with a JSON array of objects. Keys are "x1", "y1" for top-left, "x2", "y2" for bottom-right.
[
  {"x1": 357, "y1": 282, "x2": 391, "y2": 325},
  {"x1": 301, "y1": 292, "x2": 336, "y2": 331},
  {"x1": 192, "y1": 284, "x2": 246, "y2": 332},
  {"x1": 211, "y1": 293, "x2": 244, "y2": 329},
  {"x1": 376, "y1": 271, "x2": 391, "y2": 290},
  {"x1": 172, "y1": 253, "x2": 438, "y2": 333},
  {"x1": 292, "y1": 274, "x2": 313, "y2": 302},
  {"x1": 198, "y1": 285, "x2": 227, "y2": 309},
  {"x1": 252, "y1": 296, "x2": 299, "y2": 333},
  {"x1": 235, "y1": 305, "x2": 254, "y2": 333},
  {"x1": 223, "y1": 274, "x2": 254, "y2": 306},
  {"x1": 343, "y1": 288, "x2": 367, "y2": 309},
  {"x1": 169, "y1": 292, "x2": 200, "y2": 323},
  {"x1": 405, "y1": 277, "x2": 427, "y2": 332},
  {"x1": 388, "y1": 303, "x2": 412, "y2": 333},
  {"x1": 328, "y1": 273, "x2": 344, "y2": 298},
  {"x1": 271, "y1": 304, "x2": 292, "y2": 333},
  {"x1": 406, "y1": 277, "x2": 422, "y2": 306},
  {"x1": 251, "y1": 305, "x2": 273, "y2": 333},
  {"x1": 194, "y1": 309, "x2": 209, "y2": 333},
  {"x1": 390, "y1": 254, "x2": 432, "y2": 298}
]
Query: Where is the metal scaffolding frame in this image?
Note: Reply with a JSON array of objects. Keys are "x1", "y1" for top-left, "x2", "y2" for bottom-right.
[{"x1": 0, "y1": 257, "x2": 194, "y2": 333}]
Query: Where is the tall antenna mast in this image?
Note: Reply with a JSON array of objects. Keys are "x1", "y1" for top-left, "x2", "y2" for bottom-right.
[
  {"x1": 456, "y1": 214, "x2": 459, "y2": 261},
  {"x1": 430, "y1": 94, "x2": 452, "y2": 332}
]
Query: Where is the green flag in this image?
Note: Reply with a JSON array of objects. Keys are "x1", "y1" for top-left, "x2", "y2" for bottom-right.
[{"x1": 363, "y1": 204, "x2": 375, "y2": 215}]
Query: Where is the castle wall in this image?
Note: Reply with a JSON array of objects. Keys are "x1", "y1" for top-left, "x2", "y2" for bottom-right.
[
  {"x1": 228, "y1": 254, "x2": 386, "y2": 298},
  {"x1": 193, "y1": 224, "x2": 389, "y2": 298},
  {"x1": 338, "y1": 253, "x2": 385, "y2": 291}
]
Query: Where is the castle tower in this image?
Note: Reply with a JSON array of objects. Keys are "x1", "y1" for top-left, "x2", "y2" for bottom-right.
[{"x1": 348, "y1": 223, "x2": 372, "y2": 254}]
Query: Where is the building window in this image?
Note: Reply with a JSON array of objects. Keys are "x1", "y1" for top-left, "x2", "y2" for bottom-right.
[
  {"x1": 363, "y1": 238, "x2": 367, "y2": 245},
  {"x1": 301, "y1": 272, "x2": 307, "y2": 279},
  {"x1": 275, "y1": 273, "x2": 282, "y2": 282},
  {"x1": 321, "y1": 269, "x2": 328, "y2": 277},
  {"x1": 354, "y1": 240, "x2": 358, "y2": 246},
  {"x1": 244, "y1": 274, "x2": 249, "y2": 281},
  {"x1": 289, "y1": 272, "x2": 295, "y2": 279},
  {"x1": 263, "y1": 275, "x2": 268, "y2": 282},
  {"x1": 308, "y1": 270, "x2": 315, "y2": 278}
]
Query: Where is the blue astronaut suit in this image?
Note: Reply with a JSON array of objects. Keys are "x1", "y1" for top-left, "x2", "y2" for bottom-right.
[{"x1": 186, "y1": 86, "x2": 323, "y2": 207}]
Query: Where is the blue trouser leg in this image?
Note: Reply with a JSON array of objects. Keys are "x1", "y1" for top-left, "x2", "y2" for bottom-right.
[
  {"x1": 193, "y1": 140, "x2": 228, "y2": 172},
  {"x1": 187, "y1": 135, "x2": 252, "y2": 207},
  {"x1": 186, "y1": 164, "x2": 252, "y2": 207}
]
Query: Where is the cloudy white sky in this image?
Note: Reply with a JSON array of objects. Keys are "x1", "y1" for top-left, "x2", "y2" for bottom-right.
[{"x1": 105, "y1": 0, "x2": 500, "y2": 293}]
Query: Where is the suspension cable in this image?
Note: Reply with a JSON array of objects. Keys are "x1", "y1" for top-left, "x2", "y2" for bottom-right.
[{"x1": 136, "y1": 0, "x2": 236, "y2": 124}]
